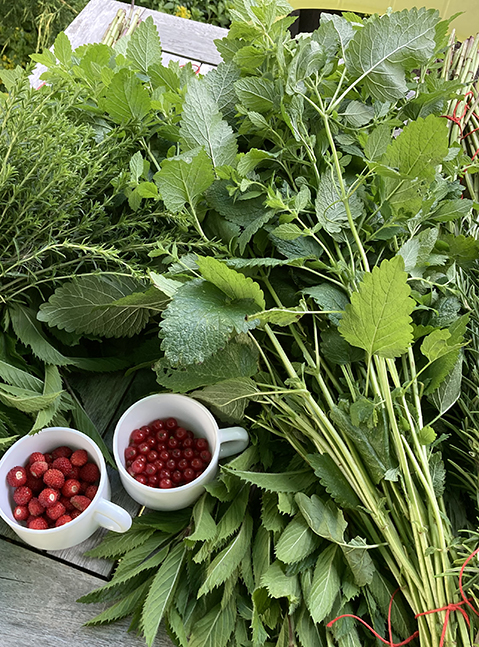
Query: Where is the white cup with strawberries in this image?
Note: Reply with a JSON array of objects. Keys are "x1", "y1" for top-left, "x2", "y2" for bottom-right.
[
  {"x1": 113, "y1": 393, "x2": 249, "y2": 510},
  {"x1": 0, "y1": 427, "x2": 132, "y2": 550}
]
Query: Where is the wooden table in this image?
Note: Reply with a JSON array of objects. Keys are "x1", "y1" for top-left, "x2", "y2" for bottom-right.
[{"x1": 7, "y1": 3, "x2": 227, "y2": 645}]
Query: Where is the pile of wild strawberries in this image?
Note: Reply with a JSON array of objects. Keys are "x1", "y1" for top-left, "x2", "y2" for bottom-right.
[
  {"x1": 6, "y1": 445, "x2": 100, "y2": 530},
  {"x1": 124, "y1": 417, "x2": 212, "y2": 489}
]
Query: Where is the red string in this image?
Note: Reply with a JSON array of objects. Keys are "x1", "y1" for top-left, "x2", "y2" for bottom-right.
[
  {"x1": 327, "y1": 548, "x2": 479, "y2": 647},
  {"x1": 442, "y1": 91, "x2": 479, "y2": 160}
]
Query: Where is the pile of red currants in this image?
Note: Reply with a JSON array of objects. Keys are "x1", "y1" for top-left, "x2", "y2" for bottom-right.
[{"x1": 124, "y1": 417, "x2": 212, "y2": 489}]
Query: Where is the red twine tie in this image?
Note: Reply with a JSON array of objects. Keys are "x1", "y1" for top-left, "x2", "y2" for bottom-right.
[
  {"x1": 327, "y1": 547, "x2": 479, "y2": 647},
  {"x1": 442, "y1": 91, "x2": 479, "y2": 161}
]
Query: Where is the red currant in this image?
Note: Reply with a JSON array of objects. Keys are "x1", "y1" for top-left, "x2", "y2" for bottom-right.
[
  {"x1": 166, "y1": 459, "x2": 176, "y2": 470},
  {"x1": 183, "y1": 468, "x2": 195, "y2": 482},
  {"x1": 148, "y1": 475, "x2": 159, "y2": 487},
  {"x1": 182, "y1": 437, "x2": 193, "y2": 448},
  {"x1": 147, "y1": 450, "x2": 158, "y2": 463},
  {"x1": 145, "y1": 463, "x2": 157, "y2": 476},
  {"x1": 172, "y1": 470, "x2": 183, "y2": 484},
  {"x1": 156, "y1": 430, "x2": 168, "y2": 442},
  {"x1": 200, "y1": 450, "x2": 212, "y2": 463},
  {"x1": 175, "y1": 427, "x2": 188, "y2": 441},
  {"x1": 130, "y1": 428, "x2": 146, "y2": 444},
  {"x1": 124, "y1": 446, "x2": 137, "y2": 461},
  {"x1": 152, "y1": 419, "x2": 164, "y2": 431},
  {"x1": 167, "y1": 437, "x2": 178, "y2": 449},
  {"x1": 165, "y1": 417, "x2": 178, "y2": 431},
  {"x1": 159, "y1": 478, "x2": 173, "y2": 488},
  {"x1": 178, "y1": 458, "x2": 189, "y2": 470},
  {"x1": 195, "y1": 438, "x2": 208, "y2": 451},
  {"x1": 131, "y1": 458, "x2": 146, "y2": 474},
  {"x1": 135, "y1": 474, "x2": 148, "y2": 485},
  {"x1": 183, "y1": 448, "x2": 194, "y2": 460},
  {"x1": 191, "y1": 458, "x2": 204, "y2": 471}
]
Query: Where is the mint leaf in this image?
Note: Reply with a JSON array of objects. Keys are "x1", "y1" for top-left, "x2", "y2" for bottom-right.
[
  {"x1": 100, "y1": 68, "x2": 151, "y2": 123},
  {"x1": 197, "y1": 256, "x2": 265, "y2": 308},
  {"x1": 345, "y1": 8, "x2": 439, "y2": 102},
  {"x1": 38, "y1": 276, "x2": 166, "y2": 338},
  {"x1": 339, "y1": 256, "x2": 414, "y2": 358},
  {"x1": 160, "y1": 280, "x2": 260, "y2": 364},
  {"x1": 180, "y1": 78, "x2": 237, "y2": 168},
  {"x1": 126, "y1": 16, "x2": 162, "y2": 74},
  {"x1": 155, "y1": 149, "x2": 215, "y2": 213}
]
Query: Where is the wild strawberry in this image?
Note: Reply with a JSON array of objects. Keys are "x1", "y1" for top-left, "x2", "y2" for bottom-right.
[
  {"x1": 38, "y1": 488, "x2": 59, "y2": 509},
  {"x1": 13, "y1": 505, "x2": 29, "y2": 522},
  {"x1": 28, "y1": 516, "x2": 49, "y2": 530},
  {"x1": 25, "y1": 474, "x2": 44, "y2": 494},
  {"x1": 55, "y1": 514, "x2": 72, "y2": 527},
  {"x1": 29, "y1": 452, "x2": 46, "y2": 464},
  {"x1": 62, "y1": 479, "x2": 81, "y2": 498},
  {"x1": 13, "y1": 486, "x2": 33, "y2": 506},
  {"x1": 70, "y1": 495, "x2": 91, "y2": 512},
  {"x1": 6, "y1": 466, "x2": 27, "y2": 487},
  {"x1": 64, "y1": 465, "x2": 80, "y2": 480},
  {"x1": 43, "y1": 468, "x2": 65, "y2": 490},
  {"x1": 29, "y1": 460, "x2": 48, "y2": 478},
  {"x1": 84, "y1": 485, "x2": 98, "y2": 500},
  {"x1": 28, "y1": 497, "x2": 45, "y2": 517},
  {"x1": 79, "y1": 462, "x2": 100, "y2": 483},
  {"x1": 52, "y1": 457, "x2": 72, "y2": 475},
  {"x1": 46, "y1": 501, "x2": 66, "y2": 521},
  {"x1": 52, "y1": 446, "x2": 72, "y2": 459},
  {"x1": 60, "y1": 495, "x2": 75, "y2": 512},
  {"x1": 70, "y1": 509, "x2": 82, "y2": 519},
  {"x1": 44, "y1": 453, "x2": 53, "y2": 464},
  {"x1": 70, "y1": 449, "x2": 88, "y2": 467}
]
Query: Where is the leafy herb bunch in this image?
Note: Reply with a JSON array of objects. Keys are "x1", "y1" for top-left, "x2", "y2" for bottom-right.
[{"x1": 32, "y1": 1, "x2": 479, "y2": 645}]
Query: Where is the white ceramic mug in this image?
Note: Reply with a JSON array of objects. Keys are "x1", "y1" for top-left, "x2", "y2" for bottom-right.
[
  {"x1": 113, "y1": 393, "x2": 249, "y2": 510},
  {"x1": 0, "y1": 427, "x2": 132, "y2": 550}
]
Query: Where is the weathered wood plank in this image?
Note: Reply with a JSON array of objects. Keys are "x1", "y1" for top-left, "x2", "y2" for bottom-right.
[{"x1": 0, "y1": 538, "x2": 174, "y2": 647}]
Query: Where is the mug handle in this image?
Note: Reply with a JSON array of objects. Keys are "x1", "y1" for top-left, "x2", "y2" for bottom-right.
[
  {"x1": 94, "y1": 499, "x2": 133, "y2": 533},
  {"x1": 218, "y1": 426, "x2": 249, "y2": 459}
]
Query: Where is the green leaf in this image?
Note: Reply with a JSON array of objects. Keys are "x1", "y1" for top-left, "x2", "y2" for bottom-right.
[
  {"x1": 188, "y1": 598, "x2": 236, "y2": 647},
  {"x1": 10, "y1": 305, "x2": 72, "y2": 366},
  {"x1": 315, "y1": 173, "x2": 363, "y2": 235},
  {"x1": 253, "y1": 523, "x2": 272, "y2": 586},
  {"x1": 126, "y1": 16, "x2": 162, "y2": 74},
  {"x1": 54, "y1": 32, "x2": 73, "y2": 67},
  {"x1": 31, "y1": 365, "x2": 63, "y2": 433},
  {"x1": 192, "y1": 377, "x2": 257, "y2": 422},
  {"x1": 38, "y1": 276, "x2": 166, "y2": 338},
  {"x1": 364, "y1": 124, "x2": 391, "y2": 161},
  {"x1": 345, "y1": 8, "x2": 439, "y2": 102},
  {"x1": 421, "y1": 329, "x2": 456, "y2": 363},
  {"x1": 141, "y1": 542, "x2": 186, "y2": 647},
  {"x1": 295, "y1": 606, "x2": 325, "y2": 647},
  {"x1": 339, "y1": 256, "x2": 414, "y2": 358},
  {"x1": 0, "y1": 384, "x2": 61, "y2": 415},
  {"x1": 100, "y1": 68, "x2": 151, "y2": 123},
  {"x1": 417, "y1": 425, "x2": 436, "y2": 445},
  {"x1": 307, "y1": 545, "x2": 340, "y2": 624},
  {"x1": 381, "y1": 115, "x2": 449, "y2": 216},
  {"x1": 270, "y1": 223, "x2": 304, "y2": 241},
  {"x1": 156, "y1": 337, "x2": 258, "y2": 393},
  {"x1": 30, "y1": 49, "x2": 57, "y2": 67},
  {"x1": 84, "y1": 579, "x2": 152, "y2": 626},
  {"x1": 343, "y1": 101, "x2": 374, "y2": 127},
  {"x1": 181, "y1": 78, "x2": 237, "y2": 167},
  {"x1": 113, "y1": 533, "x2": 171, "y2": 580},
  {"x1": 160, "y1": 279, "x2": 260, "y2": 365},
  {"x1": 197, "y1": 257, "x2": 265, "y2": 308},
  {"x1": 155, "y1": 149, "x2": 215, "y2": 213},
  {"x1": 237, "y1": 148, "x2": 278, "y2": 175},
  {"x1": 225, "y1": 467, "x2": 316, "y2": 494},
  {"x1": 429, "y1": 353, "x2": 463, "y2": 414},
  {"x1": 198, "y1": 514, "x2": 253, "y2": 596},
  {"x1": 342, "y1": 537, "x2": 375, "y2": 586},
  {"x1": 187, "y1": 494, "x2": 217, "y2": 543},
  {"x1": 85, "y1": 527, "x2": 156, "y2": 560},
  {"x1": 308, "y1": 453, "x2": 360, "y2": 509},
  {"x1": 205, "y1": 60, "x2": 241, "y2": 126},
  {"x1": 0, "y1": 360, "x2": 43, "y2": 393},
  {"x1": 275, "y1": 514, "x2": 321, "y2": 564},
  {"x1": 69, "y1": 395, "x2": 115, "y2": 467},
  {"x1": 303, "y1": 284, "x2": 348, "y2": 325},
  {"x1": 235, "y1": 77, "x2": 276, "y2": 112},
  {"x1": 296, "y1": 493, "x2": 347, "y2": 544},
  {"x1": 260, "y1": 561, "x2": 301, "y2": 613}
]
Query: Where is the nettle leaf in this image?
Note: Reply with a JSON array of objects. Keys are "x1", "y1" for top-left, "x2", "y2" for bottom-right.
[
  {"x1": 141, "y1": 543, "x2": 186, "y2": 647},
  {"x1": 344, "y1": 8, "x2": 439, "y2": 102},
  {"x1": 342, "y1": 537, "x2": 375, "y2": 586},
  {"x1": 126, "y1": 16, "x2": 162, "y2": 74},
  {"x1": 307, "y1": 545, "x2": 340, "y2": 624},
  {"x1": 197, "y1": 257, "x2": 265, "y2": 308},
  {"x1": 198, "y1": 514, "x2": 253, "y2": 596},
  {"x1": 100, "y1": 68, "x2": 151, "y2": 123},
  {"x1": 156, "y1": 337, "x2": 258, "y2": 393},
  {"x1": 181, "y1": 78, "x2": 237, "y2": 168},
  {"x1": 192, "y1": 377, "x2": 257, "y2": 422},
  {"x1": 224, "y1": 467, "x2": 316, "y2": 493},
  {"x1": 381, "y1": 115, "x2": 449, "y2": 216},
  {"x1": 187, "y1": 495, "x2": 217, "y2": 543},
  {"x1": 155, "y1": 149, "x2": 215, "y2": 213},
  {"x1": 10, "y1": 305, "x2": 72, "y2": 366},
  {"x1": 260, "y1": 561, "x2": 301, "y2": 613},
  {"x1": 275, "y1": 514, "x2": 321, "y2": 564},
  {"x1": 188, "y1": 598, "x2": 236, "y2": 647},
  {"x1": 160, "y1": 279, "x2": 260, "y2": 365},
  {"x1": 31, "y1": 365, "x2": 63, "y2": 433},
  {"x1": 296, "y1": 493, "x2": 347, "y2": 544},
  {"x1": 315, "y1": 173, "x2": 363, "y2": 235},
  {"x1": 303, "y1": 284, "x2": 348, "y2": 325},
  {"x1": 339, "y1": 256, "x2": 414, "y2": 358},
  {"x1": 308, "y1": 453, "x2": 360, "y2": 510},
  {"x1": 38, "y1": 276, "x2": 166, "y2": 338},
  {"x1": 0, "y1": 359, "x2": 43, "y2": 393},
  {"x1": 0, "y1": 384, "x2": 61, "y2": 415}
]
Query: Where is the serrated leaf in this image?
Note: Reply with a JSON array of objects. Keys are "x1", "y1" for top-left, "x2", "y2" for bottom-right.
[
  {"x1": 181, "y1": 78, "x2": 237, "y2": 167},
  {"x1": 126, "y1": 16, "x2": 162, "y2": 74},
  {"x1": 0, "y1": 360, "x2": 43, "y2": 393},
  {"x1": 253, "y1": 523, "x2": 271, "y2": 586},
  {"x1": 296, "y1": 493, "x2": 348, "y2": 545},
  {"x1": 368, "y1": 571, "x2": 414, "y2": 639},
  {"x1": 315, "y1": 173, "x2": 363, "y2": 235},
  {"x1": 303, "y1": 284, "x2": 348, "y2": 325},
  {"x1": 320, "y1": 328, "x2": 365, "y2": 365},
  {"x1": 85, "y1": 527, "x2": 156, "y2": 560},
  {"x1": 275, "y1": 514, "x2": 321, "y2": 564},
  {"x1": 100, "y1": 68, "x2": 150, "y2": 123},
  {"x1": 192, "y1": 377, "x2": 257, "y2": 422},
  {"x1": 38, "y1": 276, "x2": 165, "y2": 338},
  {"x1": 260, "y1": 561, "x2": 301, "y2": 613},
  {"x1": 417, "y1": 425, "x2": 436, "y2": 445},
  {"x1": 187, "y1": 494, "x2": 217, "y2": 543},
  {"x1": 345, "y1": 8, "x2": 439, "y2": 102},
  {"x1": 84, "y1": 578, "x2": 152, "y2": 626},
  {"x1": 235, "y1": 77, "x2": 276, "y2": 112},
  {"x1": 343, "y1": 101, "x2": 374, "y2": 127},
  {"x1": 421, "y1": 329, "x2": 454, "y2": 362},
  {"x1": 96, "y1": 545, "x2": 170, "y2": 597},
  {"x1": 10, "y1": 305, "x2": 72, "y2": 366},
  {"x1": 295, "y1": 606, "x2": 325, "y2": 647},
  {"x1": 54, "y1": 32, "x2": 72, "y2": 66},
  {"x1": 0, "y1": 384, "x2": 61, "y2": 415},
  {"x1": 160, "y1": 279, "x2": 259, "y2": 365},
  {"x1": 271, "y1": 223, "x2": 304, "y2": 241},
  {"x1": 189, "y1": 598, "x2": 236, "y2": 647},
  {"x1": 339, "y1": 256, "x2": 414, "y2": 358},
  {"x1": 113, "y1": 533, "x2": 171, "y2": 581},
  {"x1": 307, "y1": 545, "x2": 339, "y2": 624},
  {"x1": 197, "y1": 257, "x2": 265, "y2": 308},
  {"x1": 261, "y1": 491, "x2": 286, "y2": 534},
  {"x1": 198, "y1": 514, "x2": 253, "y2": 596},
  {"x1": 429, "y1": 353, "x2": 462, "y2": 414},
  {"x1": 364, "y1": 124, "x2": 391, "y2": 161},
  {"x1": 155, "y1": 149, "x2": 215, "y2": 213},
  {"x1": 69, "y1": 395, "x2": 115, "y2": 467},
  {"x1": 141, "y1": 542, "x2": 186, "y2": 647},
  {"x1": 149, "y1": 272, "x2": 182, "y2": 298},
  {"x1": 205, "y1": 60, "x2": 241, "y2": 126},
  {"x1": 342, "y1": 537, "x2": 375, "y2": 586},
  {"x1": 237, "y1": 148, "x2": 277, "y2": 175},
  {"x1": 224, "y1": 467, "x2": 316, "y2": 493},
  {"x1": 31, "y1": 365, "x2": 63, "y2": 433}
]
